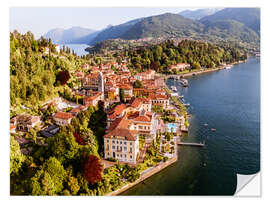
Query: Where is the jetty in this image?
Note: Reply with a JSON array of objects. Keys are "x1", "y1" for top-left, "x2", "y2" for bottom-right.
[
  {"x1": 177, "y1": 141, "x2": 205, "y2": 147},
  {"x1": 176, "y1": 138, "x2": 205, "y2": 147}
]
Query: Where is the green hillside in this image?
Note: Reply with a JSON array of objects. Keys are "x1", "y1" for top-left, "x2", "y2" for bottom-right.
[{"x1": 121, "y1": 13, "x2": 204, "y2": 39}]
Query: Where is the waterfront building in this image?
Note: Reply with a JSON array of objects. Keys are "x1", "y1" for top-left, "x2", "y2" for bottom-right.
[
  {"x1": 149, "y1": 93, "x2": 170, "y2": 109},
  {"x1": 168, "y1": 63, "x2": 191, "y2": 72},
  {"x1": 104, "y1": 116, "x2": 139, "y2": 164}
]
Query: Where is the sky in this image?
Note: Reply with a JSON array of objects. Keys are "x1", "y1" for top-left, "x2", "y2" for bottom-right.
[{"x1": 10, "y1": 7, "x2": 199, "y2": 38}]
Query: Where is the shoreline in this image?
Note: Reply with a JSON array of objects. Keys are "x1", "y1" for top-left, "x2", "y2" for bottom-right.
[
  {"x1": 106, "y1": 156, "x2": 178, "y2": 196},
  {"x1": 162, "y1": 60, "x2": 247, "y2": 79}
]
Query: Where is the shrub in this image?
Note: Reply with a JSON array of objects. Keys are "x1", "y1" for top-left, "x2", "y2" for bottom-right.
[{"x1": 163, "y1": 157, "x2": 168, "y2": 162}]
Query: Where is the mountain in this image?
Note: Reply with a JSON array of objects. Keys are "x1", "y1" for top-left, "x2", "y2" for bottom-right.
[
  {"x1": 179, "y1": 8, "x2": 222, "y2": 20},
  {"x1": 86, "y1": 8, "x2": 260, "y2": 47},
  {"x1": 68, "y1": 30, "x2": 101, "y2": 44},
  {"x1": 44, "y1": 26, "x2": 96, "y2": 44},
  {"x1": 202, "y1": 19, "x2": 259, "y2": 44},
  {"x1": 200, "y1": 8, "x2": 260, "y2": 34},
  {"x1": 90, "y1": 18, "x2": 143, "y2": 45},
  {"x1": 43, "y1": 28, "x2": 65, "y2": 43},
  {"x1": 121, "y1": 13, "x2": 203, "y2": 40}
]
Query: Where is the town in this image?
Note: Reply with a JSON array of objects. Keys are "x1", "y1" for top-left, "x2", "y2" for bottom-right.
[
  {"x1": 10, "y1": 29, "x2": 248, "y2": 195},
  {"x1": 10, "y1": 55, "x2": 190, "y2": 165}
]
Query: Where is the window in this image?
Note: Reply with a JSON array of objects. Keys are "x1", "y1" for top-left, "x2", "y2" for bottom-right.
[
  {"x1": 125, "y1": 154, "x2": 127, "y2": 158},
  {"x1": 107, "y1": 152, "x2": 109, "y2": 156},
  {"x1": 120, "y1": 141, "x2": 122, "y2": 144},
  {"x1": 120, "y1": 154, "x2": 122, "y2": 157},
  {"x1": 117, "y1": 141, "x2": 119, "y2": 144},
  {"x1": 107, "y1": 140, "x2": 109, "y2": 143},
  {"x1": 130, "y1": 155, "x2": 132, "y2": 159},
  {"x1": 112, "y1": 146, "x2": 115, "y2": 149},
  {"x1": 124, "y1": 147, "x2": 127, "y2": 151},
  {"x1": 124, "y1": 142, "x2": 127, "y2": 145},
  {"x1": 130, "y1": 148, "x2": 132, "y2": 153},
  {"x1": 112, "y1": 140, "x2": 115, "y2": 144},
  {"x1": 130, "y1": 142, "x2": 132, "y2": 145},
  {"x1": 107, "y1": 144, "x2": 109, "y2": 150}
]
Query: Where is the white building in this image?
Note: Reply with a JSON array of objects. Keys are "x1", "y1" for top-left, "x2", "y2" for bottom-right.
[{"x1": 53, "y1": 112, "x2": 74, "y2": 126}]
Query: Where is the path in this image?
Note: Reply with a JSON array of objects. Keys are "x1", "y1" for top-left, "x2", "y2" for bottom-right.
[{"x1": 137, "y1": 138, "x2": 152, "y2": 163}]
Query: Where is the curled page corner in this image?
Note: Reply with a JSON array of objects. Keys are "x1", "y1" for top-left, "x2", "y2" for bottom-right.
[{"x1": 234, "y1": 172, "x2": 260, "y2": 196}]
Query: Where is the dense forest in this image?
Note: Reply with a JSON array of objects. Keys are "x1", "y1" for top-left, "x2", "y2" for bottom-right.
[
  {"x1": 123, "y1": 39, "x2": 248, "y2": 74},
  {"x1": 10, "y1": 31, "x2": 91, "y2": 116}
]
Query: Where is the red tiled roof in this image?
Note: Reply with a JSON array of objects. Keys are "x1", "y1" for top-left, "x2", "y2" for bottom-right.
[
  {"x1": 149, "y1": 93, "x2": 168, "y2": 100},
  {"x1": 107, "y1": 104, "x2": 126, "y2": 120},
  {"x1": 104, "y1": 128, "x2": 137, "y2": 141},
  {"x1": 133, "y1": 115, "x2": 151, "y2": 122},
  {"x1": 54, "y1": 112, "x2": 74, "y2": 119},
  {"x1": 130, "y1": 98, "x2": 142, "y2": 108},
  {"x1": 105, "y1": 117, "x2": 137, "y2": 141}
]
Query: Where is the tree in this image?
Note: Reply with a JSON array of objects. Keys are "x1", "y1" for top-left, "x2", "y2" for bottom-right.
[
  {"x1": 119, "y1": 88, "x2": 125, "y2": 103},
  {"x1": 83, "y1": 155, "x2": 103, "y2": 185},
  {"x1": 10, "y1": 136, "x2": 25, "y2": 175},
  {"x1": 46, "y1": 131, "x2": 80, "y2": 164},
  {"x1": 56, "y1": 70, "x2": 70, "y2": 85},
  {"x1": 192, "y1": 61, "x2": 201, "y2": 69},
  {"x1": 31, "y1": 157, "x2": 66, "y2": 195},
  {"x1": 67, "y1": 176, "x2": 80, "y2": 195},
  {"x1": 133, "y1": 80, "x2": 144, "y2": 88},
  {"x1": 150, "y1": 61, "x2": 159, "y2": 71}
]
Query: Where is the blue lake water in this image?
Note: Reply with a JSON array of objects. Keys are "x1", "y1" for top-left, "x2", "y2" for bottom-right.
[
  {"x1": 121, "y1": 57, "x2": 260, "y2": 195},
  {"x1": 60, "y1": 44, "x2": 89, "y2": 56}
]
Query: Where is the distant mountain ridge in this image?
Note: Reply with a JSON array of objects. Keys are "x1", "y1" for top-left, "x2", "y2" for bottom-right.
[
  {"x1": 179, "y1": 8, "x2": 222, "y2": 20},
  {"x1": 87, "y1": 8, "x2": 260, "y2": 45},
  {"x1": 200, "y1": 8, "x2": 260, "y2": 34},
  {"x1": 43, "y1": 26, "x2": 97, "y2": 44},
  {"x1": 89, "y1": 18, "x2": 143, "y2": 45},
  {"x1": 43, "y1": 8, "x2": 260, "y2": 47},
  {"x1": 121, "y1": 13, "x2": 203, "y2": 40}
]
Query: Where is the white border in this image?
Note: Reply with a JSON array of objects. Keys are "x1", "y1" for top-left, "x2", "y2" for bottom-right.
[{"x1": 2, "y1": 0, "x2": 269, "y2": 202}]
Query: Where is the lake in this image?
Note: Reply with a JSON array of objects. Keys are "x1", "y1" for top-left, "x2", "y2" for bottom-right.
[
  {"x1": 60, "y1": 44, "x2": 89, "y2": 56},
  {"x1": 121, "y1": 57, "x2": 260, "y2": 195}
]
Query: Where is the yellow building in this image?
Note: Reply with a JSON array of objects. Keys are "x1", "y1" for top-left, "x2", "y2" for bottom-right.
[{"x1": 104, "y1": 116, "x2": 139, "y2": 164}]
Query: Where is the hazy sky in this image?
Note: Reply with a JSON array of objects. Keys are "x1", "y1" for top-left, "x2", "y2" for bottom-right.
[{"x1": 10, "y1": 7, "x2": 198, "y2": 38}]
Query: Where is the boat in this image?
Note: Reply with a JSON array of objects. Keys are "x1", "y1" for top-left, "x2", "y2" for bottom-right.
[
  {"x1": 183, "y1": 103, "x2": 190, "y2": 107},
  {"x1": 211, "y1": 128, "x2": 216, "y2": 132},
  {"x1": 179, "y1": 95, "x2": 184, "y2": 98},
  {"x1": 171, "y1": 86, "x2": 177, "y2": 92},
  {"x1": 180, "y1": 79, "x2": 188, "y2": 87},
  {"x1": 204, "y1": 123, "x2": 208, "y2": 127},
  {"x1": 225, "y1": 65, "x2": 232, "y2": 69}
]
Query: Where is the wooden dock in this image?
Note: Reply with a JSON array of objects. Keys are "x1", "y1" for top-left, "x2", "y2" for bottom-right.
[{"x1": 177, "y1": 141, "x2": 205, "y2": 147}]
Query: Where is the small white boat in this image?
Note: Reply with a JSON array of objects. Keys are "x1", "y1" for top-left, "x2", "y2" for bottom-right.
[
  {"x1": 180, "y1": 79, "x2": 188, "y2": 87},
  {"x1": 225, "y1": 66, "x2": 232, "y2": 69},
  {"x1": 171, "y1": 86, "x2": 177, "y2": 92},
  {"x1": 184, "y1": 103, "x2": 190, "y2": 107},
  {"x1": 204, "y1": 123, "x2": 208, "y2": 127}
]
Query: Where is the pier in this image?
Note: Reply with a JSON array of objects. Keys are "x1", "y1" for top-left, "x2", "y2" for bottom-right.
[{"x1": 177, "y1": 140, "x2": 205, "y2": 147}]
